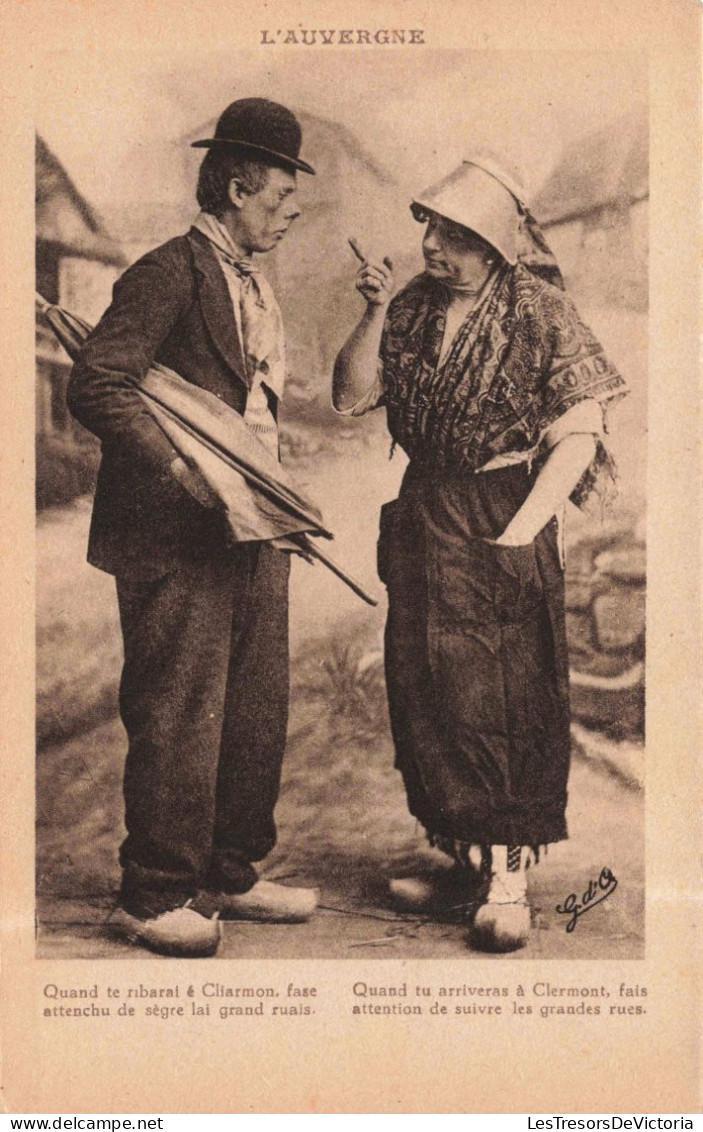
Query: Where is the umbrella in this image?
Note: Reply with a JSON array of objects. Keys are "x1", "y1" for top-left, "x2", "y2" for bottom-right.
[{"x1": 36, "y1": 294, "x2": 378, "y2": 606}]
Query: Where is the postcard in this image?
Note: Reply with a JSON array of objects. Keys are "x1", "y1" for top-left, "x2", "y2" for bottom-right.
[{"x1": 0, "y1": 0, "x2": 699, "y2": 1114}]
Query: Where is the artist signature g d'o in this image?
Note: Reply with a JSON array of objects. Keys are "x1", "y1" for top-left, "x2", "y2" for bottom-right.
[{"x1": 556, "y1": 867, "x2": 618, "y2": 933}]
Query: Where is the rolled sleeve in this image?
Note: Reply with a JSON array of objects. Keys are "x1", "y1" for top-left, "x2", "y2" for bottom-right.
[
  {"x1": 333, "y1": 368, "x2": 385, "y2": 418},
  {"x1": 543, "y1": 398, "x2": 603, "y2": 451}
]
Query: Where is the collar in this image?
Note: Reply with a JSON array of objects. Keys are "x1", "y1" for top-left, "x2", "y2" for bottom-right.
[{"x1": 192, "y1": 211, "x2": 256, "y2": 273}]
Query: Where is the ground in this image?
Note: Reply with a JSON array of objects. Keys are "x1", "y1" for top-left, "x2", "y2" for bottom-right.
[
  {"x1": 36, "y1": 423, "x2": 644, "y2": 961},
  {"x1": 37, "y1": 713, "x2": 643, "y2": 961}
]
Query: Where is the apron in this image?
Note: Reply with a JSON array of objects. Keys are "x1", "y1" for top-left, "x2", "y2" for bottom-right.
[{"x1": 379, "y1": 459, "x2": 571, "y2": 853}]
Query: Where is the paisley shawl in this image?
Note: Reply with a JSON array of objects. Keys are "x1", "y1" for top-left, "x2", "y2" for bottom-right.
[{"x1": 380, "y1": 262, "x2": 629, "y2": 509}]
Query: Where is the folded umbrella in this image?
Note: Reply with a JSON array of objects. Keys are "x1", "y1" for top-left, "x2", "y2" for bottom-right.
[{"x1": 36, "y1": 294, "x2": 378, "y2": 605}]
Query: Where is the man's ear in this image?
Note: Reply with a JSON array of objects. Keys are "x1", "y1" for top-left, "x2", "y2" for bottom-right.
[{"x1": 228, "y1": 178, "x2": 246, "y2": 210}]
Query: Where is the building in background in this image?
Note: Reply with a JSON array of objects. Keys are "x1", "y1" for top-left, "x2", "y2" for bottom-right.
[
  {"x1": 533, "y1": 107, "x2": 648, "y2": 311},
  {"x1": 36, "y1": 135, "x2": 126, "y2": 507}
]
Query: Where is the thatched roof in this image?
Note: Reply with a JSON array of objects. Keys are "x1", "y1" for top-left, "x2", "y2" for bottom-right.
[
  {"x1": 36, "y1": 136, "x2": 126, "y2": 265},
  {"x1": 533, "y1": 107, "x2": 648, "y2": 228}
]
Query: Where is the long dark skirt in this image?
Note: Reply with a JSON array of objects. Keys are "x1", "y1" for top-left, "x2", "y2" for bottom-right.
[{"x1": 379, "y1": 460, "x2": 571, "y2": 851}]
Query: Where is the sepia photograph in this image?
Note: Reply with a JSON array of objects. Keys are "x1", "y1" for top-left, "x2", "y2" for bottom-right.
[
  {"x1": 34, "y1": 46, "x2": 647, "y2": 963},
  {"x1": 1, "y1": 0, "x2": 700, "y2": 1115}
]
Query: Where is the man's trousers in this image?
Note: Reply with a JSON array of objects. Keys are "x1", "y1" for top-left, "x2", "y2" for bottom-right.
[{"x1": 114, "y1": 542, "x2": 290, "y2": 917}]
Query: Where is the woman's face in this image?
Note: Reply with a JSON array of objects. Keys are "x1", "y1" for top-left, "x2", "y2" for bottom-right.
[{"x1": 419, "y1": 210, "x2": 495, "y2": 288}]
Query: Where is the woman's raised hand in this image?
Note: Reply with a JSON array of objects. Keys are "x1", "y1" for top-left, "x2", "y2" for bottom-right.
[{"x1": 349, "y1": 238, "x2": 395, "y2": 308}]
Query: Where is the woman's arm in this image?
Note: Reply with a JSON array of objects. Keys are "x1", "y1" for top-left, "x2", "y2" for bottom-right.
[
  {"x1": 333, "y1": 305, "x2": 388, "y2": 410},
  {"x1": 332, "y1": 241, "x2": 394, "y2": 411},
  {"x1": 497, "y1": 421, "x2": 601, "y2": 546}
]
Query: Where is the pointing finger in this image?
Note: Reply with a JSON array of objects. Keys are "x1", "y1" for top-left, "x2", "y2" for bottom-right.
[{"x1": 348, "y1": 237, "x2": 367, "y2": 263}]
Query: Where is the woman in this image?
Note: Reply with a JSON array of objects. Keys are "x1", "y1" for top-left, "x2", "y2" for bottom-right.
[{"x1": 333, "y1": 156, "x2": 628, "y2": 952}]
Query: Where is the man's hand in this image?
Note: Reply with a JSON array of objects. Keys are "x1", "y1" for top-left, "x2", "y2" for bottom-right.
[
  {"x1": 170, "y1": 456, "x2": 219, "y2": 508},
  {"x1": 349, "y1": 238, "x2": 395, "y2": 308}
]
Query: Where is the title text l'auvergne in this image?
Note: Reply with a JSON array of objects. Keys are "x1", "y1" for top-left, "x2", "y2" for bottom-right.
[{"x1": 260, "y1": 28, "x2": 426, "y2": 46}]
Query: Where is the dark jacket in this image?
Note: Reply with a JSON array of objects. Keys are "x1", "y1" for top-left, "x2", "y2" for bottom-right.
[{"x1": 68, "y1": 228, "x2": 260, "y2": 577}]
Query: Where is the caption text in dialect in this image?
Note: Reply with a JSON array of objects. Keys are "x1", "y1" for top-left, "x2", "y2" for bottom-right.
[{"x1": 41, "y1": 979, "x2": 648, "y2": 1021}]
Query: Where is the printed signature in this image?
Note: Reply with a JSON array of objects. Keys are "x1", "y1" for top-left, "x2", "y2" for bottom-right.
[{"x1": 556, "y1": 867, "x2": 618, "y2": 933}]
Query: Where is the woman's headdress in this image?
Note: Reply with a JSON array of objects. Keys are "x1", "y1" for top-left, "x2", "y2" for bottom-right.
[{"x1": 412, "y1": 153, "x2": 564, "y2": 289}]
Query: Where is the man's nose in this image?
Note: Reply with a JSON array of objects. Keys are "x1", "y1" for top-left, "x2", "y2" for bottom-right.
[{"x1": 284, "y1": 200, "x2": 301, "y2": 221}]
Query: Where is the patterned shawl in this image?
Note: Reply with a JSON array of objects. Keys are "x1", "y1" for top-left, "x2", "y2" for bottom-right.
[{"x1": 380, "y1": 261, "x2": 629, "y2": 510}]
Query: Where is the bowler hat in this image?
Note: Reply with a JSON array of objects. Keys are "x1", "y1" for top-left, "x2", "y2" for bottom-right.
[{"x1": 191, "y1": 98, "x2": 315, "y2": 175}]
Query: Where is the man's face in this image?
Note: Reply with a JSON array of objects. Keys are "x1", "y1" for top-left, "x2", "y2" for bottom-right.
[{"x1": 231, "y1": 167, "x2": 301, "y2": 254}]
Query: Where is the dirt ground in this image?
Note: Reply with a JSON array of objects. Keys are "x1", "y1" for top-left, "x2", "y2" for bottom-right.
[
  {"x1": 36, "y1": 709, "x2": 644, "y2": 961},
  {"x1": 35, "y1": 424, "x2": 644, "y2": 962}
]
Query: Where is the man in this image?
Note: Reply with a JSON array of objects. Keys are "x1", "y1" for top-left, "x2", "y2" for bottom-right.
[{"x1": 67, "y1": 98, "x2": 318, "y2": 957}]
